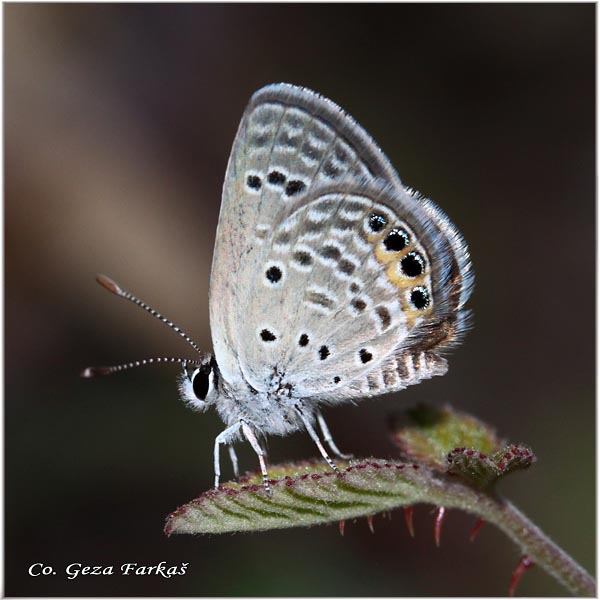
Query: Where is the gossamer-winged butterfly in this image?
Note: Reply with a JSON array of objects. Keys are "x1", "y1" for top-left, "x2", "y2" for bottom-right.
[{"x1": 83, "y1": 83, "x2": 473, "y2": 494}]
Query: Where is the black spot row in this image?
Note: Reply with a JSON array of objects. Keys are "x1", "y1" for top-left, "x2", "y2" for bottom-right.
[
  {"x1": 401, "y1": 252, "x2": 424, "y2": 277},
  {"x1": 299, "y1": 333, "x2": 309, "y2": 347},
  {"x1": 306, "y1": 291, "x2": 335, "y2": 310},
  {"x1": 268, "y1": 171, "x2": 286, "y2": 185},
  {"x1": 359, "y1": 349, "x2": 373, "y2": 364},
  {"x1": 265, "y1": 170, "x2": 307, "y2": 197},
  {"x1": 352, "y1": 298, "x2": 366, "y2": 313},
  {"x1": 293, "y1": 251, "x2": 313, "y2": 267},
  {"x1": 265, "y1": 265, "x2": 282, "y2": 283},
  {"x1": 315, "y1": 245, "x2": 356, "y2": 277},
  {"x1": 247, "y1": 175, "x2": 262, "y2": 190},
  {"x1": 318, "y1": 245, "x2": 341, "y2": 261},
  {"x1": 368, "y1": 213, "x2": 387, "y2": 233},
  {"x1": 319, "y1": 345, "x2": 330, "y2": 360},
  {"x1": 375, "y1": 306, "x2": 391, "y2": 329},
  {"x1": 338, "y1": 259, "x2": 355, "y2": 276},
  {"x1": 285, "y1": 180, "x2": 306, "y2": 197},
  {"x1": 260, "y1": 329, "x2": 276, "y2": 342},
  {"x1": 410, "y1": 287, "x2": 430, "y2": 310},
  {"x1": 384, "y1": 228, "x2": 409, "y2": 252}
]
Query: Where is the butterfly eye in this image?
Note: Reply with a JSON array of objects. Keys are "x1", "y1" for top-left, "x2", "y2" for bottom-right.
[{"x1": 191, "y1": 366, "x2": 213, "y2": 401}]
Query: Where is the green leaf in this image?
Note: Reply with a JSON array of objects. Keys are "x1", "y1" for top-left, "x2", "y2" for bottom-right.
[
  {"x1": 165, "y1": 459, "x2": 434, "y2": 535},
  {"x1": 390, "y1": 404, "x2": 503, "y2": 470}
]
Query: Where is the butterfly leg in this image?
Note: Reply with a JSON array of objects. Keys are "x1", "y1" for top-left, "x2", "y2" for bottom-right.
[
  {"x1": 228, "y1": 445, "x2": 240, "y2": 480},
  {"x1": 240, "y1": 421, "x2": 272, "y2": 495},
  {"x1": 295, "y1": 405, "x2": 338, "y2": 473},
  {"x1": 316, "y1": 410, "x2": 353, "y2": 460},
  {"x1": 214, "y1": 423, "x2": 242, "y2": 489}
]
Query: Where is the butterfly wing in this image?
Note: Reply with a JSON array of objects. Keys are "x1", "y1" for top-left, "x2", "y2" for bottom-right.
[
  {"x1": 210, "y1": 83, "x2": 402, "y2": 386},
  {"x1": 209, "y1": 84, "x2": 473, "y2": 400}
]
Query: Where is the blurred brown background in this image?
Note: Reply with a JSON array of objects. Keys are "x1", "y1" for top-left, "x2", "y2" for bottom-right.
[{"x1": 5, "y1": 3, "x2": 595, "y2": 597}]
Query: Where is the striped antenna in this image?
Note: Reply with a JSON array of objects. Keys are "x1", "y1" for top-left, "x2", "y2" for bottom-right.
[
  {"x1": 81, "y1": 357, "x2": 204, "y2": 378},
  {"x1": 95, "y1": 274, "x2": 204, "y2": 356}
]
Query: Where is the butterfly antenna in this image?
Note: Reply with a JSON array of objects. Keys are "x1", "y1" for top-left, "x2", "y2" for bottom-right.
[
  {"x1": 94, "y1": 274, "x2": 204, "y2": 355},
  {"x1": 81, "y1": 357, "x2": 203, "y2": 378}
]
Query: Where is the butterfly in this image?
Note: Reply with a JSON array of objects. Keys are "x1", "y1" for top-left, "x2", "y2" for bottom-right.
[{"x1": 83, "y1": 83, "x2": 473, "y2": 494}]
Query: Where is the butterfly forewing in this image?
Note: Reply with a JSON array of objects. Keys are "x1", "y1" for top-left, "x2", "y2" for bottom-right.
[{"x1": 210, "y1": 84, "x2": 399, "y2": 385}]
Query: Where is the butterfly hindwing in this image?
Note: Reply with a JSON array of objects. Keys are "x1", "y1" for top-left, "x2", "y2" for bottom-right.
[{"x1": 239, "y1": 179, "x2": 467, "y2": 401}]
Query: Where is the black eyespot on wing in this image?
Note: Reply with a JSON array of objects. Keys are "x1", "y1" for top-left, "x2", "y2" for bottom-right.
[
  {"x1": 268, "y1": 171, "x2": 286, "y2": 185},
  {"x1": 410, "y1": 287, "x2": 430, "y2": 310},
  {"x1": 383, "y1": 228, "x2": 409, "y2": 252},
  {"x1": 246, "y1": 175, "x2": 262, "y2": 190},
  {"x1": 265, "y1": 265, "x2": 282, "y2": 283},
  {"x1": 359, "y1": 349, "x2": 373, "y2": 364},
  {"x1": 192, "y1": 369, "x2": 210, "y2": 400},
  {"x1": 334, "y1": 376, "x2": 341, "y2": 384},
  {"x1": 293, "y1": 251, "x2": 313, "y2": 267},
  {"x1": 319, "y1": 345, "x2": 330, "y2": 360},
  {"x1": 349, "y1": 282, "x2": 361, "y2": 293},
  {"x1": 318, "y1": 245, "x2": 342, "y2": 261},
  {"x1": 375, "y1": 306, "x2": 391, "y2": 330},
  {"x1": 351, "y1": 298, "x2": 366, "y2": 313},
  {"x1": 285, "y1": 180, "x2": 306, "y2": 196},
  {"x1": 368, "y1": 213, "x2": 387, "y2": 233},
  {"x1": 299, "y1": 333, "x2": 309, "y2": 347},
  {"x1": 401, "y1": 252, "x2": 424, "y2": 277},
  {"x1": 260, "y1": 329, "x2": 277, "y2": 342},
  {"x1": 338, "y1": 259, "x2": 355, "y2": 276}
]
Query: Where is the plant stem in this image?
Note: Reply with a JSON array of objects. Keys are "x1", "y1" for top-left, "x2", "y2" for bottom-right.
[
  {"x1": 489, "y1": 498, "x2": 595, "y2": 597},
  {"x1": 427, "y1": 476, "x2": 595, "y2": 596}
]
